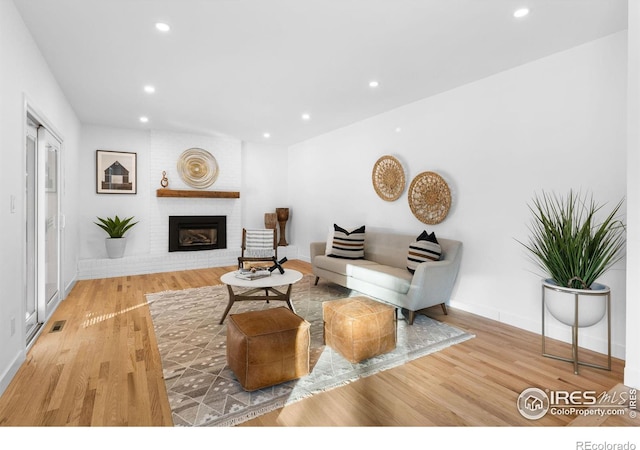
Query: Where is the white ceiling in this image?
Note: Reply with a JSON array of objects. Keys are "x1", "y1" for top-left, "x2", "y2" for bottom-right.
[{"x1": 13, "y1": 0, "x2": 628, "y2": 147}]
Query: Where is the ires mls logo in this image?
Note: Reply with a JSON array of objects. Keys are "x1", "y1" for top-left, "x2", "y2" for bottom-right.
[{"x1": 517, "y1": 387, "x2": 637, "y2": 420}]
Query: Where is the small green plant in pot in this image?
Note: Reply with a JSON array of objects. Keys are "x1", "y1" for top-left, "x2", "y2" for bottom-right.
[
  {"x1": 95, "y1": 215, "x2": 138, "y2": 258},
  {"x1": 518, "y1": 190, "x2": 626, "y2": 328}
]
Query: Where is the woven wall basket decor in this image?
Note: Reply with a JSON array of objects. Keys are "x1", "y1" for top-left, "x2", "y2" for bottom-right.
[
  {"x1": 408, "y1": 171, "x2": 451, "y2": 224},
  {"x1": 372, "y1": 155, "x2": 406, "y2": 201},
  {"x1": 177, "y1": 148, "x2": 219, "y2": 189}
]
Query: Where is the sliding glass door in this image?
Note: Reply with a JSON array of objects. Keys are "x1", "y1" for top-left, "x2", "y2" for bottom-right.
[{"x1": 25, "y1": 115, "x2": 61, "y2": 344}]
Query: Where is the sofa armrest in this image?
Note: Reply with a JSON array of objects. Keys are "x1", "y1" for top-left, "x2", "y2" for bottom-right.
[
  {"x1": 405, "y1": 242, "x2": 462, "y2": 310},
  {"x1": 310, "y1": 242, "x2": 326, "y2": 260}
]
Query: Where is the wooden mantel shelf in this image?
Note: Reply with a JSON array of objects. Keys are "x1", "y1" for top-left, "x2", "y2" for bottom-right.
[{"x1": 156, "y1": 188, "x2": 240, "y2": 198}]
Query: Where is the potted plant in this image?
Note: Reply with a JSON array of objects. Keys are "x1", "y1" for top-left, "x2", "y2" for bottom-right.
[
  {"x1": 95, "y1": 215, "x2": 138, "y2": 258},
  {"x1": 519, "y1": 190, "x2": 626, "y2": 327}
]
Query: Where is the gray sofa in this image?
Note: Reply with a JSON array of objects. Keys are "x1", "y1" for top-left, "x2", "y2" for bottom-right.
[{"x1": 310, "y1": 230, "x2": 462, "y2": 324}]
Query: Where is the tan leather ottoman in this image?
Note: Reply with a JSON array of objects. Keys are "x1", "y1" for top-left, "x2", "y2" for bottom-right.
[
  {"x1": 226, "y1": 307, "x2": 310, "y2": 391},
  {"x1": 323, "y1": 296, "x2": 396, "y2": 363}
]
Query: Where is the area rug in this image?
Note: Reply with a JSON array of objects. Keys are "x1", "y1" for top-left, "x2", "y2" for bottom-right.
[{"x1": 145, "y1": 274, "x2": 474, "y2": 427}]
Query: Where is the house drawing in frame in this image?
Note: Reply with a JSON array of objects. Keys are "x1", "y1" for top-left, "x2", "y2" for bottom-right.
[
  {"x1": 96, "y1": 150, "x2": 137, "y2": 194},
  {"x1": 103, "y1": 160, "x2": 131, "y2": 190}
]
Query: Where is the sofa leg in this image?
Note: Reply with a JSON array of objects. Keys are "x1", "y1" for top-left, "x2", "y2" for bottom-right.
[
  {"x1": 314, "y1": 276, "x2": 319, "y2": 286},
  {"x1": 440, "y1": 303, "x2": 448, "y2": 315},
  {"x1": 400, "y1": 308, "x2": 416, "y2": 325}
]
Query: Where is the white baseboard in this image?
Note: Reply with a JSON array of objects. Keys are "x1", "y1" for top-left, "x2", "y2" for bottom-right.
[
  {"x1": 0, "y1": 351, "x2": 24, "y2": 398},
  {"x1": 624, "y1": 366, "x2": 640, "y2": 390},
  {"x1": 449, "y1": 299, "x2": 501, "y2": 322},
  {"x1": 64, "y1": 276, "x2": 77, "y2": 298},
  {"x1": 449, "y1": 298, "x2": 625, "y2": 360}
]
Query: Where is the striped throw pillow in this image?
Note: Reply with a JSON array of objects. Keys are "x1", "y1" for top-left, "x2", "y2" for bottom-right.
[
  {"x1": 328, "y1": 224, "x2": 366, "y2": 259},
  {"x1": 407, "y1": 231, "x2": 442, "y2": 273}
]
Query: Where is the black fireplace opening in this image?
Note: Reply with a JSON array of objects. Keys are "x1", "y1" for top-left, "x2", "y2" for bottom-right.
[{"x1": 169, "y1": 216, "x2": 227, "y2": 252}]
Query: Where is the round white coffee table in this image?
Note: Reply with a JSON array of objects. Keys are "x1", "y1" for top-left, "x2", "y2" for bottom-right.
[{"x1": 219, "y1": 269, "x2": 303, "y2": 324}]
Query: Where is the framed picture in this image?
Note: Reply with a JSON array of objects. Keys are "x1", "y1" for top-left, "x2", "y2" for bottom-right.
[{"x1": 96, "y1": 150, "x2": 137, "y2": 194}]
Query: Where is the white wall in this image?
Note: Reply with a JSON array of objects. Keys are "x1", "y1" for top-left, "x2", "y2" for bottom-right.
[
  {"x1": 241, "y1": 141, "x2": 290, "y2": 230},
  {"x1": 625, "y1": 1, "x2": 640, "y2": 389},
  {"x1": 0, "y1": 0, "x2": 81, "y2": 394},
  {"x1": 289, "y1": 32, "x2": 628, "y2": 358},
  {"x1": 240, "y1": 141, "x2": 298, "y2": 255}
]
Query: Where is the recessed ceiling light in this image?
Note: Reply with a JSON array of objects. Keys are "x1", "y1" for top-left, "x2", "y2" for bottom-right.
[
  {"x1": 513, "y1": 8, "x2": 530, "y2": 18},
  {"x1": 155, "y1": 22, "x2": 171, "y2": 32},
  {"x1": 144, "y1": 85, "x2": 155, "y2": 94},
  {"x1": 139, "y1": 116, "x2": 149, "y2": 123},
  {"x1": 369, "y1": 80, "x2": 380, "y2": 88},
  {"x1": 301, "y1": 113, "x2": 311, "y2": 121},
  {"x1": 263, "y1": 132, "x2": 271, "y2": 139},
  {"x1": 395, "y1": 127, "x2": 402, "y2": 133}
]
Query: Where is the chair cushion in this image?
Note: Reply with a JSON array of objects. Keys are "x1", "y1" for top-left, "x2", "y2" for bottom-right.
[
  {"x1": 244, "y1": 229, "x2": 276, "y2": 258},
  {"x1": 407, "y1": 230, "x2": 442, "y2": 273},
  {"x1": 327, "y1": 224, "x2": 365, "y2": 259}
]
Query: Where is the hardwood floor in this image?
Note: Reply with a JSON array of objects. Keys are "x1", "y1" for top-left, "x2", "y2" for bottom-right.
[{"x1": 0, "y1": 260, "x2": 636, "y2": 428}]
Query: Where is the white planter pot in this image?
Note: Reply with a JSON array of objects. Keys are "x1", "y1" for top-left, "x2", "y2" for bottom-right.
[
  {"x1": 105, "y1": 237, "x2": 127, "y2": 259},
  {"x1": 542, "y1": 279, "x2": 609, "y2": 328}
]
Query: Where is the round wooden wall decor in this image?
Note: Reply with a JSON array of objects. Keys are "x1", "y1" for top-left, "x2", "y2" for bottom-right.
[
  {"x1": 408, "y1": 171, "x2": 451, "y2": 224},
  {"x1": 372, "y1": 155, "x2": 405, "y2": 201},
  {"x1": 177, "y1": 148, "x2": 219, "y2": 189}
]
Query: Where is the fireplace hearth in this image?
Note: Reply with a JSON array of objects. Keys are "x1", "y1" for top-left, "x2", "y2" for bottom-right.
[{"x1": 169, "y1": 216, "x2": 227, "y2": 252}]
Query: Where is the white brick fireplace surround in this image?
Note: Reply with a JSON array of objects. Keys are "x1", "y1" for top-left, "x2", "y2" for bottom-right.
[{"x1": 77, "y1": 128, "x2": 297, "y2": 280}]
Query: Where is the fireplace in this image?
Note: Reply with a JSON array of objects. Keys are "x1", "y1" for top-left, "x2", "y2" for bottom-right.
[{"x1": 169, "y1": 216, "x2": 227, "y2": 252}]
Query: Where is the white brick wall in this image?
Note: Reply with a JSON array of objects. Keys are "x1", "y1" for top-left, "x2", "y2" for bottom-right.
[{"x1": 78, "y1": 129, "x2": 297, "y2": 280}]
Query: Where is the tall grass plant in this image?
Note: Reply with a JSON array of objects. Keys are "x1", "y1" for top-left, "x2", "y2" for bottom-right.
[{"x1": 519, "y1": 190, "x2": 625, "y2": 290}]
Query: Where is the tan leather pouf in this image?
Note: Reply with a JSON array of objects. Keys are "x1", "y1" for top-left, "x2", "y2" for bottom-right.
[
  {"x1": 323, "y1": 296, "x2": 396, "y2": 363},
  {"x1": 227, "y1": 307, "x2": 310, "y2": 391}
]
